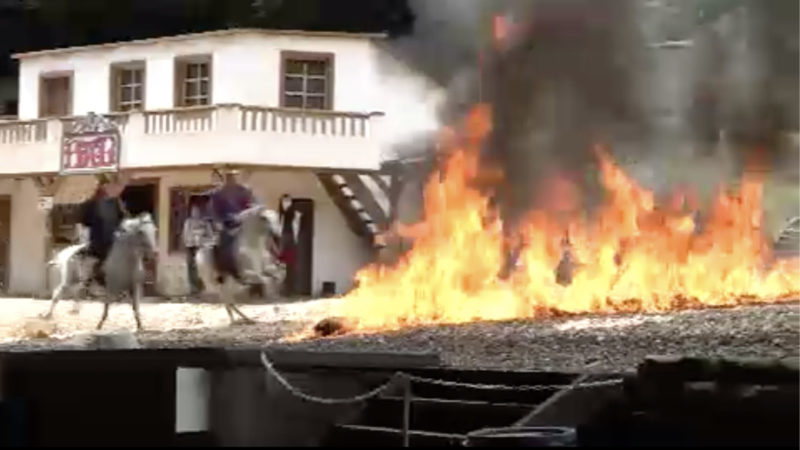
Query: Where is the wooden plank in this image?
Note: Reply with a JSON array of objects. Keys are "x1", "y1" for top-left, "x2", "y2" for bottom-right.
[
  {"x1": 369, "y1": 173, "x2": 391, "y2": 196},
  {"x1": 342, "y1": 173, "x2": 389, "y2": 228},
  {"x1": 638, "y1": 355, "x2": 800, "y2": 384},
  {"x1": 316, "y1": 173, "x2": 370, "y2": 237},
  {"x1": 362, "y1": 396, "x2": 532, "y2": 434},
  {"x1": 513, "y1": 374, "x2": 623, "y2": 427},
  {"x1": 0, "y1": 347, "x2": 442, "y2": 371},
  {"x1": 331, "y1": 424, "x2": 463, "y2": 447},
  {"x1": 236, "y1": 348, "x2": 442, "y2": 371}
]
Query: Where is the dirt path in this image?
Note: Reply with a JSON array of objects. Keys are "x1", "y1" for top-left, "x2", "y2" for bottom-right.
[{"x1": 0, "y1": 297, "x2": 341, "y2": 344}]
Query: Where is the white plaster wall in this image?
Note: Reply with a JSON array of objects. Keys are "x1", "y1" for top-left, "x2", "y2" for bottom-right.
[
  {"x1": 124, "y1": 168, "x2": 371, "y2": 297},
  {"x1": 5, "y1": 167, "x2": 372, "y2": 296},
  {"x1": 0, "y1": 178, "x2": 47, "y2": 295},
  {"x1": 14, "y1": 30, "x2": 443, "y2": 166},
  {"x1": 17, "y1": 31, "x2": 387, "y2": 119}
]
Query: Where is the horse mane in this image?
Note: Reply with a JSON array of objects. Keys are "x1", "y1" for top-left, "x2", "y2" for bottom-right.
[
  {"x1": 120, "y1": 213, "x2": 154, "y2": 233},
  {"x1": 236, "y1": 204, "x2": 280, "y2": 240}
]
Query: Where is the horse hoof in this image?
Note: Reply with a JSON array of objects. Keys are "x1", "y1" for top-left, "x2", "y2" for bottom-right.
[
  {"x1": 39, "y1": 313, "x2": 53, "y2": 320},
  {"x1": 231, "y1": 318, "x2": 256, "y2": 326}
]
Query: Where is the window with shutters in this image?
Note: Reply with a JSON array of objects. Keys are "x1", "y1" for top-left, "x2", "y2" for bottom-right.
[
  {"x1": 280, "y1": 51, "x2": 334, "y2": 110},
  {"x1": 39, "y1": 73, "x2": 73, "y2": 118},
  {"x1": 110, "y1": 62, "x2": 145, "y2": 112},
  {"x1": 174, "y1": 56, "x2": 212, "y2": 107}
]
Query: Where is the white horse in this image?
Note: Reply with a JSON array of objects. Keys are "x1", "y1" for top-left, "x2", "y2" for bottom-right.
[
  {"x1": 43, "y1": 242, "x2": 93, "y2": 319},
  {"x1": 195, "y1": 205, "x2": 286, "y2": 324},
  {"x1": 43, "y1": 213, "x2": 158, "y2": 331}
]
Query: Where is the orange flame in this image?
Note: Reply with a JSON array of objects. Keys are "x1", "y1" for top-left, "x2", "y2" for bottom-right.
[{"x1": 338, "y1": 105, "x2": 799, "y2": 331}]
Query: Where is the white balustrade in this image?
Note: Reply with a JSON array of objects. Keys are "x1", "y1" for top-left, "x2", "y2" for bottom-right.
[
  {"x1": 144, "y1": 107, "x2": 215, "y2": 134},
  {"x1": 239, "y1": 106, "x2": 374, "y2": 138},
  {"x1": 0, "y1": 104, "x2": 384, "y2": 173},
  {"x1": 0, "y1": 119, "x2": 47, "y2": 144}
]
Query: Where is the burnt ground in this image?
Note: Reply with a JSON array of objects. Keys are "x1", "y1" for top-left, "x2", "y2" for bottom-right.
[{"x1": 0, "y1": 296, "x2": 796, "y2": 372}]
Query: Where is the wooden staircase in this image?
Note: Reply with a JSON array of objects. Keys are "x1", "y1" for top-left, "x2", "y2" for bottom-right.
[
  {"x1": 317, "y1": 172, "x2": 393, "y2": 248},
  {"x1": 323, "y1": 368, "x2": 578, "y2": 447},
  {"x1": 774, "y1": 216, "x2": 800, "y2": 258}
]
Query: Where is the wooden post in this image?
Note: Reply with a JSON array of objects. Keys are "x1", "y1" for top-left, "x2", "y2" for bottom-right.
[
  {"x1": 388, "y1": 167, "x2": 402, "y2": 226},
  {"x1": 402, "y1": 374, "x2": 412, "y2": 447}
]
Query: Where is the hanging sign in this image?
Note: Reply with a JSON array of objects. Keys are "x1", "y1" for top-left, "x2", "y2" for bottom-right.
[{"x1": 60, "y1": 112, "x2": 122, "y2": 175}]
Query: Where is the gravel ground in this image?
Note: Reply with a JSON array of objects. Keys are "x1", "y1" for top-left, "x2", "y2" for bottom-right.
[
  {"x1": 0, "y1": 297, "x2": 796, "y2": 373},
  {"x1": 0, "y1": 296, "x2": 335, "y2": 350},
  {"x1": 275, "y1": 302, "x2": 800, "y2": 372}
]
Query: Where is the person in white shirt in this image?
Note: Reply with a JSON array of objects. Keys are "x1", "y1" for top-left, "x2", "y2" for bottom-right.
[{"x1": 183, "y1": 203, "x2": 213, "y2": 295}]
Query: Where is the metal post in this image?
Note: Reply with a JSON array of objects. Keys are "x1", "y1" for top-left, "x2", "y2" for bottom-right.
[{"x1": 402, "y1": 374, "x2": 412, "y2": 447}]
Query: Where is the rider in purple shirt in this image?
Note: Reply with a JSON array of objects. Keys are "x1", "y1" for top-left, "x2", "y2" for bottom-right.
[{"x1": 206, "y1": 170, "x2": 256, "y2": 279}]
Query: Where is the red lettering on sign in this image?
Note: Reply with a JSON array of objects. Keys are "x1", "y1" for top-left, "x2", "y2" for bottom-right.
[{"x1": 62, "y1": 135, "x2": 119, "y2": 172}]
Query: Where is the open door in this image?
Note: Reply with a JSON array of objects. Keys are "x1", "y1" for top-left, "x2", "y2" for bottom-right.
[
  {"x1": 0, "y1": 196, "x2": 9, "y2": 292},
  {"x1": 39, "y1": 74, "x2": 73, "y2": 117},
  {"x1": 291, "y1": 198, "x2": 314, "y2": 297}
]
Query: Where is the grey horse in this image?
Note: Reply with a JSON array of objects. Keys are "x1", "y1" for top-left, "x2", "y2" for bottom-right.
[
  {"x1": 195, "y1": 204, "x2": 286, "y2": 324},
  {"x1": 43, "y1": 213, "x2": 158, "y2": 331}
]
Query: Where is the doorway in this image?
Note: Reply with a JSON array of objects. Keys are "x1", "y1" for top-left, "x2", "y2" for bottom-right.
[
  {"x1": 291, "y1": 198, "x2": 314, "y2": 297},
  {"x1": 121, "y1": 180, "x2": 158, "y2": 296},
  {"x1": 0, "y1": 196, "x2": 9, "y2": 293},
  {"x1": 39, "y1": 73, "x2": 73, "y2": 118}
]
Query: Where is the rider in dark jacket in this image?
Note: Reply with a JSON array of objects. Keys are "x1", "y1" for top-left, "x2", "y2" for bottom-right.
[
  {"x1": 207, "y1": 170, "x2": 256, "y2": 280},
  {"x1": 80, "y1": 177, "x2": 127, "y2": 286}
]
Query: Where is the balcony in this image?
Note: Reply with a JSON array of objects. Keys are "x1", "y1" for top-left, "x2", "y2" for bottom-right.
[{"x1": 0, "y1": 104, "x2": 385, "y2": 176}]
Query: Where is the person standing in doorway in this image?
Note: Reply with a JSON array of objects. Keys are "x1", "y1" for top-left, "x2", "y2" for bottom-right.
[
  {"x1": 277, "y1": 193, "x2": 302, "y2": 297},
  {"x1": 182, "y1": 202, "x2": 212, "y2": 296}
]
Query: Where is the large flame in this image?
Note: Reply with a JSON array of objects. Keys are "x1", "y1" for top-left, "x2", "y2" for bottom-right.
[{"x1": 338, "y1": 105, "x2": 799, "y2": 331}]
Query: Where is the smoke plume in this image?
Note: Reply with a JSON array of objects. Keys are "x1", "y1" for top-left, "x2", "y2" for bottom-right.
[{"x1": 389, "y1": 0, "x2": 798, "y2": 233}]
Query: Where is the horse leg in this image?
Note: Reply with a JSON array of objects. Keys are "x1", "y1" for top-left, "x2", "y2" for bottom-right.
[
  {"x1": 224, "y1": 304, "x2": 236, "y2": 324},
  {"x1": 224, "y1": 277, "x2": 255, "y2": 324},
  {"x1": 132, "y1": 282, "x2": 144, "y2": 331},
  {"x1": 42, "y1": 281, "x2": 66, "y2": 319},
  {"x1": 96, "y1": 298, "x2": 111, "y2": 330},
  {"x1": 69, "y1": 295, "x2": 82, "y2": 315},
  {"x1": 70, "y1": 278, "x2": 83, "y2": 315},
  {"x1": 231, "y1": 305, "x2": 255, "y2": 324}
]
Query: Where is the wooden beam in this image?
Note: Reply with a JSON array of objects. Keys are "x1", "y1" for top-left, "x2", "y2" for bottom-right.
[
  {"x1": 387, "y1": 169, "x2": 404, "y2": 225},
  {"x1": 341, "y1": 173, "x2": 388, "y2": 229},
  {"x1": 316, "y1": 173, "x2": 370, "y2": 238},
  {"x1": 368, "y1": 173, "x2": 391, "y2": 196}
]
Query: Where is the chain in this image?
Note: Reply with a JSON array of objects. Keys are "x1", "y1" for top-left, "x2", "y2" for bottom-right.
[
  {"x1": 260, "y1": 351, "x2": 624, "y2": 406},
  {"x1": 401, "y1": 372, "x2": 624, "y2": 391},
  {"x1": 260, "y1": 351, "x2": 402, "y2": 405}
]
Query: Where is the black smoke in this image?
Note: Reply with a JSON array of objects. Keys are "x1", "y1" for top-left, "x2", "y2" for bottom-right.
[{"x1": 392, "y1": 0, "x2": 798, "y2": 232}]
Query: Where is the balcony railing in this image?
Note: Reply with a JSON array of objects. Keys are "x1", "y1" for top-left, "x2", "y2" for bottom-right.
[
  {"x1": 0, "y1": 119, "x2": 47, "y2": 144},
  {"x1": 0, "y1": 104, "x2": 385, "y2": 174}
]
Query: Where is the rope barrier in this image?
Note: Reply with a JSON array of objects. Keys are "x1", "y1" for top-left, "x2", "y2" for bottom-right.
[
  {"x1": 259, "y1": 351, "x2": 624, "y2": 406},
  {"x1": 400, "y1": 372, "x2": 624, "y2": 391},
  {"x1": 259, "y1": 351, "x2": 401, "y2": 405}
]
